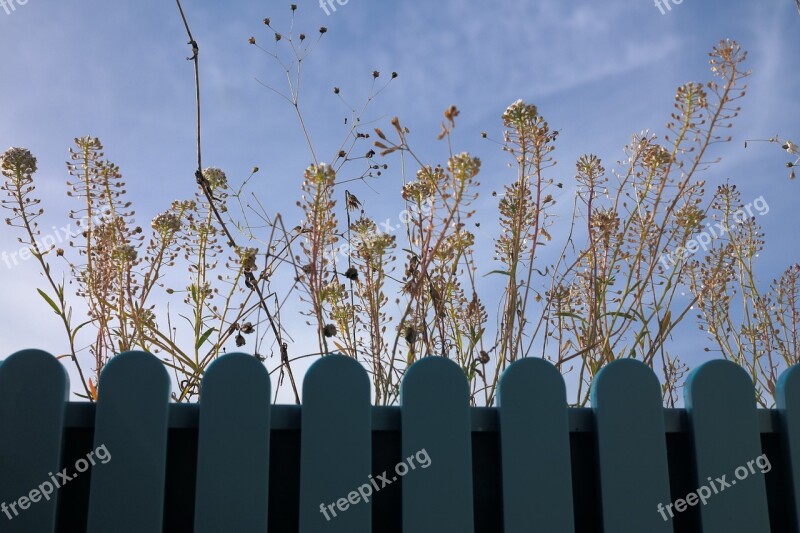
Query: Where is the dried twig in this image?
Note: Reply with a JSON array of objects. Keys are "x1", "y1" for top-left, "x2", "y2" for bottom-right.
[{"x1": 175, "y1": 0, "x2": 299, "y2": 403}]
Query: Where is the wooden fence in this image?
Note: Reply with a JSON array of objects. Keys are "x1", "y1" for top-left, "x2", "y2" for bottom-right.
[{"x1": 0, "y1": 349, "x2": 799, "y2": 532}]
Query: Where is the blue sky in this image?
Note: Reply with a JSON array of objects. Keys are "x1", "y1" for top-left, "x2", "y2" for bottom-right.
[{"x1": 0, "y1": 0, "x2": 798, "y2": 401}]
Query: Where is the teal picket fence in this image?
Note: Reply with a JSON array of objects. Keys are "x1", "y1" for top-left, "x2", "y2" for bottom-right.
[{"x1": 0, "y1": 349, "x2": 799, "y2": 532}]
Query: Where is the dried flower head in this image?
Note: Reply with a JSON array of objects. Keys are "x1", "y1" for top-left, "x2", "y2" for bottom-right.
[
  {"x1": 448, "y1": 152, "x2": 481, "y2": 183},
  {"x1": 675, "y1": 203, "x2": 706, "y2": 233},
  {"x1": 151, "y1": 211, "x2": 181, "y2": 237},
  {"x1": 676, "y1": 82, "x2": 708, "y2": 111},
  {"x1": 590, "y1": 208, "x2": 620, "y2": 244},
  {"x1": 345, "y1": 191, "x2": 361, "y2": 211},
  {"x1": 1, "y1": 147, "x2": 37, "y2": 178},
  {"x1": 401, "y1": 165, "x2": 443, "y2": 202},
  {"x1": 236, "y1": 246, "x2": 259, "y2": 272},
  {"x1": 444, "y1": 105, "x2": 460, "y2": 127},
  {"x1": 575, "y1": 154, "x2": 606, "y2": 193},
  {"x1": 642, "y1": 143, "x2": 673, "y2": 171},
  {"x1": 404, "y1": 325, "x2": 418, "y2": 344},
  {"x1": 344, "y1": 266, "x2": 359, "y2": 281},
  {"x1": 304, "y1": 162, "x2": 336, "y2": 186},
  {"x1": 502, "y1": 99, "x2": 538, "y2": 129},
  {"x1": 112, "y1": 244, "x2": 138, "y2": 263},
  {"x1": 709, "y1": 39, "x2": 746, "y2": 79},
  {"x1": 202, "y1": 167, "x2": 228, "y2": 192}
]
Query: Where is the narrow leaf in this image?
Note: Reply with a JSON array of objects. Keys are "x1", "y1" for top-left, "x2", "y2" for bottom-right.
[
  {"x1": 37, "y1": 288, "x2": 61, "y2": 315},
  {"x1": 196, "y1": 328, "x2": 216, "y2": 350}
]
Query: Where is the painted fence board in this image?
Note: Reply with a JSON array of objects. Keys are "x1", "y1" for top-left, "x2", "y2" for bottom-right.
[
  {"x1": 777, "y1": 364, "x2": 800, "y2": 532},
  {"x1": 86, "y1": 351, "x2": 171, "y2": 533},
  {"x1": 0, "y1": 349, "x2": 68, "y2": 533},
  {"x1": 194, "y1": 353, "x2": 271, "y2": 533},
  {"x1": 498, "y1": 357, "x2": 575, "y2": 533},
  {"x1": 591, "y1": 359, "x2": 673, "y2": 533},
  {"x1": 685, "y1": 359, "x2": 771, "y2": 533},
  {"x1": 298, "y1": 354, "x2": 371, "y2": 533},
  {"x1": 401, "y1": 356, "x2": 473, "y2": 533},
  {"x1": 0, "y1": 349, "x2": 796, "y2": 531}
]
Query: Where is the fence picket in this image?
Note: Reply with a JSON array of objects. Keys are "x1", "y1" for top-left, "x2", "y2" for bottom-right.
[
  {"x1": 401, "y1": 356, "x2": 473, "y2": 533},
  {"x1": 777, "y1": 364, "x2": 800, "y2": 531},
  {"x1": 298, "y1": 354, "x2": 371, "y2": 533},
  {"x1": 685, "y1": 359, "x2": 771, "y2": 533},
  {"x1": 0, "y1": 349, "x2": 68, "y2": 533},
  {"x1": 591, "y1": 359, "x2": 673, "y2": 533},
  {"x1": 498, "y1": 357, "x2": 575, "y2": 533},
  {"x1": 86, "y1": 351, "x2": 171, "y2": 533},
  {"x1": 194, "y1": 353, "x2": 271, "y2": 532}
]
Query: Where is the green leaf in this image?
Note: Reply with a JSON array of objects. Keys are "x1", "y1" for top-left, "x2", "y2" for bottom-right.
[
  {"x1": 483, "y1": 269, "x2": 511, "y2": 277},
  {"x1": 71, "y1": 320, "x2": 92, "y2": 343},
  {"x1": 657, "y1": 310, "x2": 672, "y2": 336},
  {"x1": 196, "y1": 328, "x2": 216, "y2": 350},
  {"x1": 601, "y1": 311, "x2": 635, "y2": 320},
  {"x1": 554, "y1": 311, "x2": 585, "y2": 323},
  {"x1": 37, "y1": 289, "x2": 61, "y2": 316}
]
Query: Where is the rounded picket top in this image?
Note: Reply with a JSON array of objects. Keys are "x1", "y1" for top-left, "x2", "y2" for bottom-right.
[
  {"x1": 777, "y1": 364, "x2": 800, "y2": 528},
  {"x1": 777, "y1": 363, "x2": 800, "y2": 407},
  {"x1": 497, "y1": 358, "x2": 574, "y2": 533},
  {"x1": 195, "y1": 353, "x2": 271, "y2": 533},
  {"x1": 88, "y1": 351, "x2": 171, "y2": 533},
  {"x1": 0, "y1": 349, "x2": 69, "y2": 533},
  {"x1": 590, "y1": 358, "x2": 661, "y2": 405},
  {"x1": 96, "y1": 350, "x2": 170, "y2": 398},
  {"x1": 201, "y1": 351, "x2": 271, "y2": 397},
  {"x1": 685, "y1": 359, "x2": 756, "y2": 400},
  {"x1": 590, "y1": 358, "x2": 673, "y2": 533},
  {"x1": 498, "y1": 357, "x2": 566, "y2": 405},
  {"x1": 0, "y1": 348, "x2": 69, "y2": 399},
  {"x1": 401, "y1": 355, "x2": 469, "y2": 401},
  {"x1": 400, "y1": 356, "x2": 474, "y2": 533},
  {"x1": 302, "y1": 352, "x2": 370, "y2": 399},
  {"x1": 299, "y1": 353, "x2": 371, "y2": 533},
  {"x1": 685, "y1": 359, "x2": 769, "y2": 532}
]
